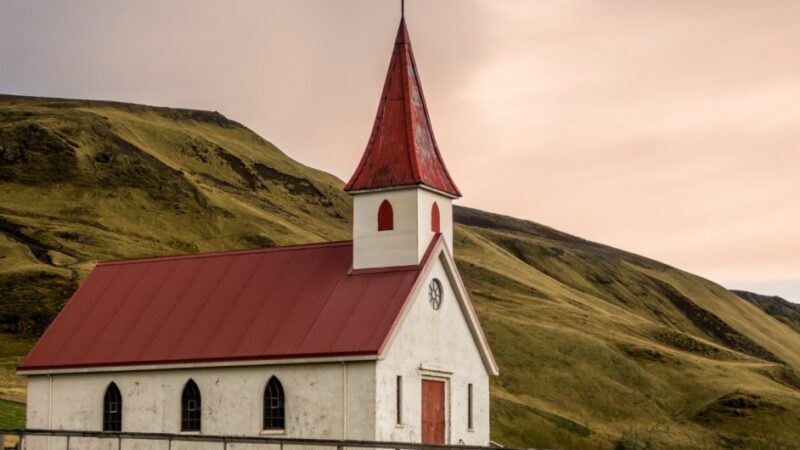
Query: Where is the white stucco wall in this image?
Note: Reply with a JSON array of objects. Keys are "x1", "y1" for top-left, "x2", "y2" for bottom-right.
[
  {"x1": 25, "y1": 361, "x2": 375, "y2": 450},
  {"x1": 24, "y1": 238, "x2": 494, "y2": 450},
  {"x1": 374, "y1": 255, "x2": 491, "y2": 445},
  {"x1": 416, "y1": 189, "x2": 454, "y2": 256},
  {"x1": 352, "y1": 187, "x2": 453, "y2": 270}
]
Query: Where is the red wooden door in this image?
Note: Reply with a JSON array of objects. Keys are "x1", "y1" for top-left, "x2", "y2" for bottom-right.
[{"x1": 421, "y1": 380, "x2": 446, "y2": 444}]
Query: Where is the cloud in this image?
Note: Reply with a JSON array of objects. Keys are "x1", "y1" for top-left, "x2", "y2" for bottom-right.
[{"x1": 0, "y1": 0, "x2": 797, "y2": 291}]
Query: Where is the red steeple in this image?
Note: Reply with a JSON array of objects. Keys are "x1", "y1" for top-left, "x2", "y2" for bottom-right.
[{"x1": 344, "y1": 19, "x2": 461, "y2": 198}]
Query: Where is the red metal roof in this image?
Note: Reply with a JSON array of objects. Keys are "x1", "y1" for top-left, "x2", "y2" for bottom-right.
[
  {"x1": 344, "y1": 19, "x2": 461, "y2": 198},
  {"x1": 19, "y1": 241, "x2": 430, "y2": 371}
]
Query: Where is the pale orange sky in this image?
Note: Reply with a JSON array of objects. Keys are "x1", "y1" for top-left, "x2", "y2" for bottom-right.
[{"x1": 1, "y1": 0, "x2": 798, "y2": 301}]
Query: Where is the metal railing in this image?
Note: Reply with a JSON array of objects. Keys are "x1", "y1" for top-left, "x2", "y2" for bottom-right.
[{"x1": 0, "y1": 428, "x2": 526, "y2": 450}]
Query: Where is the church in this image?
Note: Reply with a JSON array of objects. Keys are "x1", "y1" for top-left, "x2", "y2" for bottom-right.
[{"x1": 18, "y1": 16, "x2": 498, "y2": 448}]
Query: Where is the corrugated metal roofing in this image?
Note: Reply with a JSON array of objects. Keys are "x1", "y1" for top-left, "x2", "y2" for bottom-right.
[
  {"x1": 344, "y1": 19, "x2": 461, "y2": 198},
  {"x1": 19, "y1": 241, "x2": 426, "y2": 371}
]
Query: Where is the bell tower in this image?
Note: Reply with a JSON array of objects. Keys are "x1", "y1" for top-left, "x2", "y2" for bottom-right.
[{"x1": 345, "y1": 18, "x2": 460, "y2": 270}]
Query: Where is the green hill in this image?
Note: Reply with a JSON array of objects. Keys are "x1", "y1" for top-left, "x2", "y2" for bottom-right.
[{"x1": 2, "y1": 94, "x2": 800, "y2": 449}]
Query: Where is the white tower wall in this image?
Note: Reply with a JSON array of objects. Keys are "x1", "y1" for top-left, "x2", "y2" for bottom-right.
[{"x1": 352, "y1": 188, "x2": 453, "y2": 270}]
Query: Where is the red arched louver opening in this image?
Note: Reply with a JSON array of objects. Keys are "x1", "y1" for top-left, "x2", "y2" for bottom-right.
[
  {"x1": 431, "y1": 202, "x2": 440, "y2": 233},
  {"x1": 378, "y1": 200, "x2": 394, "y2": 231}
]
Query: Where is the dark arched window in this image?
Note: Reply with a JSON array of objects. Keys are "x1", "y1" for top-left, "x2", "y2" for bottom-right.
[
  {"x1": 378, "y1": 200, "x2": 394, "y2": 231},
  {"x1": 431, "y1": 202, "x2": 440, "y2": 233},
  {"x1": 263, "y1": 376, "x2": 286, "y2": 430},
  {"x1": 103, "y1": 382, "x2": 122, "y2": 432},
  {"x1": 181, "y1": 379, "x2": 201, "y2": 432}
]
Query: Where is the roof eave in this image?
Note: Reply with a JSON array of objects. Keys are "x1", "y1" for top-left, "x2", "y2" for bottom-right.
[
  {"x1": 18, "y1": 353, "x2": 380, "y2": 376},
  {"x1": 438, "y1": 240, "x2": 500, "y2": 376},
  {"x1": 344, "y1": 183, "x2": 460, "y2": 199}
]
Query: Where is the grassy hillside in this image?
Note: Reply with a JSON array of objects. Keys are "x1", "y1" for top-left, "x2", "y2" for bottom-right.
[
  {"x1": 0, "y1": 94, "x2": 351, "y2": 335},
  {"x1": 733, "y1": 290, "x2": 800, "y2": 335},
  {"x1": 455, "y1": 208, "x2": 800, "y2": 450},
  {"x1": 2, "y1": 95, "x2": 800, "y2": 449}
]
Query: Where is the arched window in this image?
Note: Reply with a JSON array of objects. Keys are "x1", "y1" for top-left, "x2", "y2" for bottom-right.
[
  {"x1": 378, "y1": 200, "x2": 394, "y2": 231},
  {"x1": 103, "y1": 382, "x2": 122, "y2": 432},
  {"x1": 181, "y1": 379, "x2": 201, "y2": 432},
  {"x1": 431, "y1": 202, "x2": 440, "y2": 233},
  {"x1": 263, "y1": 376, "x2": 286, "y2": 430}
]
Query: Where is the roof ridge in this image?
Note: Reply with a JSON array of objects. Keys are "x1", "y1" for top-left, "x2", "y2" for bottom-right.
[
  {"x1": 398, "y1": 19, "x2": 423, "y2": 184},
  {"x1": 98, "y1": 240, "x2": 353, "y2": 266}
]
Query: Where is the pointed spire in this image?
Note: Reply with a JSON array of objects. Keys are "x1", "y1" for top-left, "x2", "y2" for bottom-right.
[{"x1": 344, "y1": 18, "x2": 461, "y2": 198}]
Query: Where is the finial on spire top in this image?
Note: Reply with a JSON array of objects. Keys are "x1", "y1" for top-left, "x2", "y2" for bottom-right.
[{"x1": 401, "y1": 0, "x2": 405, "y2": 19}]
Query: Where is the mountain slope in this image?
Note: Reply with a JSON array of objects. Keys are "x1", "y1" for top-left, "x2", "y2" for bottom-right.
[
  {"x1": 455, "y1": 208, "x2": 800, "y2": 449},
  {"x1": 2, "y1": 95, "x2": 800, "y2": 449},
  {"x1": 733, "y1": 290, "x2": 800, "y2": 335},
  {"x1": 0, "y1": 94, "x2": 351, "y2": 336}
]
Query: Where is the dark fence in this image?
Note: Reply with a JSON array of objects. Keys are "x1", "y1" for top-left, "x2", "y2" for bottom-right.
[{"x1": 0, "y1": 428, "x2": 524, "y2": 450}]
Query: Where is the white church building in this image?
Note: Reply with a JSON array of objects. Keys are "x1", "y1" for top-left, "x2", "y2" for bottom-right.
[{"x1": 18, "y1": 17, "x2": 498, "y2": 449}]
